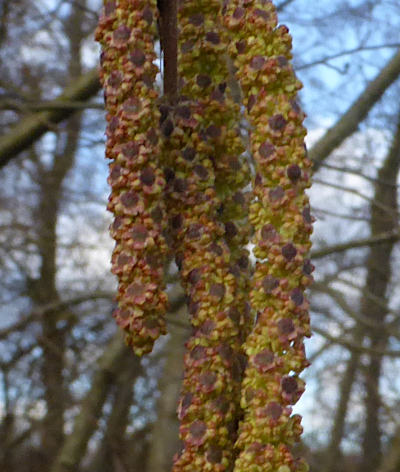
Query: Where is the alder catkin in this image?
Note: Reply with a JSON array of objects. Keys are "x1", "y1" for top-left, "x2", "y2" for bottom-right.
[
  {"x1": 96, "y1": 0, "x2": 313, "y2": 468},
  {"x1": 223, "y1": 1, "x2": 313, "y2": 471},
  {"x1": 165, "y1": 0, "x2": 252, "y2": 470},
  {"x1": 95, "y1": 0, "x2": 169, "y2": 356}
]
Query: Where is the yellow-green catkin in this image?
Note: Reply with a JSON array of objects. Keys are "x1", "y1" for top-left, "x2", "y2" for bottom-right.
[
  {"x1": 159, "y1": 1, "x2": 251, "y2": 470},
  {"x1": 95, "y1": 0, "x2": 169, "y2": 356},
  {"x1": 224, "y1": 1, "x2": 313, "y2": 471}
]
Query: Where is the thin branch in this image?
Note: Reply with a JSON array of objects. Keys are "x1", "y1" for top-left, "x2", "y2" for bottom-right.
[
  {"x1": 0, "y1": 291, "x2": 114, "y2": 339},
  {"x1": 313, "y1": 326, "x2": 400, "y2": 357},
  {"x1": 312, "y1": 282, "x2": 400, "y2": 338},
  {"x1": 298, "y1": 43, "x2": 400, "y2": 71},
  {"x1": 313, "y1": 206, "x2": 370, "y2": 222},
  {"x1": 311, "y1": 230, "x2": 400, "y2": 260},
  {"x1": 0, "y1": 99, "x2": 104, "y2": 112},
  {"x1": 50, "y1": 334, "x2": 134, "y2": 472},
  {"x1": 336, "y1": 277, "x2": 399, "y2": 322},
  {"x1": 314, "y1": 178, "x2": 399, "y2": 215},
  {"x1": 276, "y1": 0, "x2": 296, "y2": 11},
  {"x1": 320, "y1": 162, "x2": 400, "y2": 188},
  {"x1": 0, "y1": 289, "x2": 186, "y2": 340}
]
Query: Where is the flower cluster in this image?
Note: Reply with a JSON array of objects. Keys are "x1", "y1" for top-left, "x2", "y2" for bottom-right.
[
  {"x1": 223, "y1": 1, "x2": 313, "y2": 471},
  {"x1": 160, "y1": 97, "x2": 244, "y2": 472},
  {"x1": 95, "y1": 0, "x2": 169, "y2": 356},
  {"x1": 96, "y1": 0, "x2": 313, "y2": 468},
  {"x1": 164, "y1": 1, "x2": 254, "y2": 469}
]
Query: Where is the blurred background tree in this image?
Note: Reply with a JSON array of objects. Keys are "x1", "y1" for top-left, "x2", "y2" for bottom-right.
[{"x1": 1, "y1": 1, "x2": 400, "y2": 471}]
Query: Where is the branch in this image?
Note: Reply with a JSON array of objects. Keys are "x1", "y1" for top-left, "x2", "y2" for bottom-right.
[
  {"x1": 276, "y1": 0, "x2": 296, "y2": 11},
  {"x1": 313, "y1": 326, "x2": 400, "y2": 357},
  {"x1": 0, "y1": 68, "x2": 100, "y2": 168},
  {"x1": 298, "y1": 43, "x2": 400, "y2": 71},
  {"x1": 309, "y1": 49, "x2": 400, "y2": 171},
  {"x1": 0, "y1": 99, "x2": 104, "y2": 111},
  {"x1": 0, "y1": 289, "x2": 186, "y2": 340},
  {"x1": 312, "y1": 282, "x2": 400, "y2": 339},
  {"x1": 311, "y1": 230, "x2": 400, "y2": 260},
  {"x1": 158, "y1": 0, "x2": 178, "y2": 101},
  {"x1": 0, "y1": 291, "x2": 114, "y2": 339}
]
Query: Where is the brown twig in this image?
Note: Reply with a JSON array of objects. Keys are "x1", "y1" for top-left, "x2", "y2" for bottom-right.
[{"x1": 158, "y1": 0, "x2": 178, "y2": 102}]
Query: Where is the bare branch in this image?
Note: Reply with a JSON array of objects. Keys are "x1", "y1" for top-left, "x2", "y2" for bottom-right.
[
  {"x1": 309, "y1": 49, "x2": 400, "y2": 171},
  {"x1": 276, "y1": 0, "x2": 296, "y2": 11},
  {"x1": 0, "y1": 291, "x2": 114, "y2": 339},
  {"x1": 311, "y1": 230, "x2": 400, "y2": 260},
  {"x1": 313, "y1": 326, "x2": 400, "y2": 357},
  {"x1": 0, "y1": 99, "x2": 104, "y2": 112},
  {"x1": 298, "y1": 44, "x2": 400, "y2": 71},
  {"x1": 0, "y1": 68, "x2": 100, "y2": 168}
]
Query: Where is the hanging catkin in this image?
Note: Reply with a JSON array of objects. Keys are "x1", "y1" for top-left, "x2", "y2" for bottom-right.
[
  {"x1": 96, "y1": 0, "x2": 169, "y2": 356},
  {"x1": 223, "y1": 1, "x2": 313, "y2": 471}
]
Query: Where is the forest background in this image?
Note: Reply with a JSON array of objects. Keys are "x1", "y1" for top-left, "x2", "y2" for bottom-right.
[{"x1": 1, "y1": 1, "x2": 400, "y2": 471}]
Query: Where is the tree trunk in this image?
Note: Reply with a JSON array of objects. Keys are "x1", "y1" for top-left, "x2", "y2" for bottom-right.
[
  {"x1": 358, "y1": 113, "x2": 400, "y2": 472},
  {"x1": 378, "y1": 424, "x2": 400, "y2": 472},
  {"x1": 146, "y1": 297, "x2": 189, "y2": 472},
  {"x1": 323, "y1": 344, "x2": 361, "y2": 472},
  {"x1": 37, "y1": 6, "x2": 86, "y2": 466},
  {"x1": 50, "y1": 335, "x2": 134, "y2": 472},
  {"x1": 88, "y1": 349, "x2": 142, "y2": 472}
]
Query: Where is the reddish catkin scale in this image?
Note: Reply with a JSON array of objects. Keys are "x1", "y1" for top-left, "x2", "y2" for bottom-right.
[
  {"x1": 224, "y1": 1, "x2": 313, "y2": 471},
  {"x1": 95, "y1": 0, "x2": 169, "y2": 356}
]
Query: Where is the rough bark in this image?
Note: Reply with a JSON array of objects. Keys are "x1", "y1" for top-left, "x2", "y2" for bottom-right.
[
  {"x1": 309, "y1": 48, "x2": 400, "y2": 171},
  {"x1": 50, "y1": 335, "x2": 132, "y2": 472}
]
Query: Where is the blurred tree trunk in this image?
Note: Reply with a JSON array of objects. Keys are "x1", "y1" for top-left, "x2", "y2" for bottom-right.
[
  {"x1": 323, "y1": 111, "x2": 400, "y2": 472},
  {"x1": 358, "y1": 113, "x2": 400, "y2": 472},
  {"x1": 88, "y1": 349, "x2": 142, "y2": 472},
  {"x1": 378, "y1": 423, "x2": 400, "y2": 472},
  {"x1": 146, "y1": 296, "x2": 189, "y2": 472},
  {"x1": 0, "y1": 0, "x2": 10, "y2": 48},
  {"x1": 37, "y1": 110, "x2": 83, "y2": 466},
  {"x1": 0, "y1": 408, "x2": 14, "y2": 470},
  {"x1": 35, "y1": 4, "x2": 85, "y2": 468},
  {"x1": 323, "y1": 339, "x2": 361, "y2": 472},
  {"x1": 50, "y1": 334, "x2": 134, "y2": 472}
]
